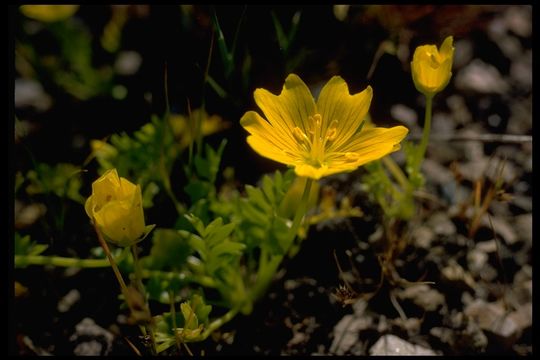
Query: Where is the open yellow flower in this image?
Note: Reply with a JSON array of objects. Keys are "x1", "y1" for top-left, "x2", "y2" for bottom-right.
[
  {"x1": 85, "y1": 169, "x2": 154, "y2": 247},
  {"x1": 411, "y1": 36, "x2": 454, "y2": 97},
  {"x1": 240, "y1": 74, "x2": 408, "y2": 180}
]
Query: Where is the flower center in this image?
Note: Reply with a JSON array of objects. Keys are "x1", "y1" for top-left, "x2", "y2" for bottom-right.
[{"x1": 291, "y1": 113, "x2": 339, "y2": 168}]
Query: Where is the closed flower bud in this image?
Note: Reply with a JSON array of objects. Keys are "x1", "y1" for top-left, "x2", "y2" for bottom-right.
[
  {"x1": 85, "y1": 169, "x2": 154, "y2": 247},
  {"x1": 411, "y1": 36, "x2": 454, "y2": 97}
]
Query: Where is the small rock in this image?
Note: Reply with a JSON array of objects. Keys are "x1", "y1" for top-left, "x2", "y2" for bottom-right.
[
  {"x1": 467, "y1": 249, "x2": 488, "y2": 274},
  {"x1": 422, "y1": 159, "x2": 454, "y2": 186},
  {"x1": 15, "y1": 202, "x2": 47, "y2": 229},
  {"x1": 446, "y1": 95, "x2": 472, "y2": 125},
  {"x1": 330, "y1": 315, "x2": 372, "y2": 355},
  {"x1": 427, "y1": 212, "x2": 456, "y2": 237},
  {"x1": 390, "y1": 104, "x2": 418, "y2": 128},
  {"x1": 114, "y1": 51, "x2": 142, "y2": 75},
  {"x1": 499, "y1": 35, "x2": 523, "y2": 59},
  {"x1": 476, "y1": 240, "x2": 498, "y2": 253},
  {"x1": 369, "y1": 334, "x2": 437, "y2": 355},
  {"x1": 508, "y1": 302, "x2": 532, "y2": 331},
  {"x1": 57, "y1": 289, "x2": 80, "y2": 313},
  {"x1": 73, "y1": 340, "x2": 103, "y2": 356},
  {"x1": 432, "y1": 112, "x2": 456, "y2": 136},
  {"x1": 70, "y1": 318, "x2": 114, "y2": 356},
  {"x1": 478, "y1": 264, "x2": 498, "y2": 282},
  {"x1": 15, "y1": 78, "x2": 52, "y2": 111},
  {"x1": 508, "y1": 98, "x2": 532, "y2": 136},
  {"x1": 392, "y1": 317, "x2": 422, "y2": 335},
  {"x1": 397, "y1": 284, "x2": 445, "y2": 312},
  {"x1": 504, "y1": 5, "x2": 532, "y2": 37},
  {"x1": 514, "y1": 213, "x2": 532, "y2": 245},
  {"x1": 510, "y1": 51, "x2": 532, "y2": 90},
  {"x1": 441, "y1": 260, "x2": 476, "y2": 291},
  {"x1": 411, "y1": 226, "x2": 435, "y2": 249},
  {"x1": 464, "y1": 299, "x2": 521, "y2": 346},
  {"x1": 479, "y1": 216, "x2": 517, "y2": 245},
  {"x1": 352, "y1": 299, "x2": 368, "y2": 316},
  {"x1": 510, "y1": 195, "x2": 533, "y2": 213},
  {"x1": 455, "y1": 59, "x2": 509, "y2": 94},
  {"x1": 457, "y1": 319, "x2": 489, "y2": 352},
  {"x1": 377, "y1": 315, "x2": 389, "y2": 334},
  {"x1": 453, "y1": 39, "x2": 473, "y2": 69}
]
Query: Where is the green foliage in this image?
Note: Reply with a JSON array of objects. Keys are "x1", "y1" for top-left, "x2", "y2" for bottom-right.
[
  {"x1": 14, "y1": 233, "x2": 48, "y2": 257},
  {"x1": 271, "y1": 10, "x2": 301, "y2": 58},
  {"x1": 181, "y1": 215, "x2": 244, "y2": 280},
  {"x1": 233, "y1": 170, "x2": 296, "y2": 254},
  {"x1": 363, "y1": 160, "x2": 414, "y2": 220},
  {"x1": 154, "y1": 294, "x2": 212, "y2": 352},
  {"x1": 17, "y1": 19, "x2": 114, "y2": 100},
  {"x1": 25, "y1": 162, "x2": 85, "y2": 204},
  {"x1": 92, "y1": 115, "x2": 178, "y2": 207},
  {"x1": 403, "y1": 140, "x2": 426, "y2": 189},
  {"x1": 141, "y1": 229, "x2": 193, "y2": 272},
  {"x1": 183, "y1": 140, "x2": 227, "y2": 220}
]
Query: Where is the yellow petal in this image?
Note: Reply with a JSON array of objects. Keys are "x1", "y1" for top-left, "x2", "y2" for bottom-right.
[
  {"x1": 316, "y1": 76, "x2": 373, "y2": 151},
  {"x1": 94, "y1": 196, "x2": 145, "y2": 247},
  {"x1": 240, "y1": 110, "x2": 300, "y2": 155},
  {"x1": 246, "y1": 135, "x2": 298, "y2": 166},
  {"x1": 84, "y1": 195, "x2": 95, "y2": 219},
  {"x1": 439, "y1": 36, "x2": 454, "y2": 59},
  {"x1": 340, "y1": 125, "x2": 409, "y2": 166},
  {"x1": 91, "y1": 169, "x2": 121, "y2": 210},
  {"x1": 253, "y1": 74, "x2": 317, "y2": 138},
  {"x1": 118, "y1": 177, "x2": 137, "y2": 200}
]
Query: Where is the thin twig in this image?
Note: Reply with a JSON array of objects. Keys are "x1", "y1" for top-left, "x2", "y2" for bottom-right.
[{"x1": 407, "y1": 133, "x2": 532, "y2": 144}]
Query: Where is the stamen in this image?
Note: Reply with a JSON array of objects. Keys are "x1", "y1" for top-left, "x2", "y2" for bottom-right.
[
  {"x1": 344, "y1": 152, "x2": 359, "y2": 162},
  {"x1": 326, "y1": 119, "x2": 339, "y2": 141},
  {"x1": 293, "y1": 127, "x2": 308, "y2": 144},
  {"x1": 313, "y1": 114, "x2": 322, "y2": 129}
]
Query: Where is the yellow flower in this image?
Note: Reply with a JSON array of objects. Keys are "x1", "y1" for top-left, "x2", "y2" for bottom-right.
[
  {"x1": 411, "y1": 36, "x2": 454, "y2": 97},
  {"x1": 240, "y1": 74, "x2": 408, "y2": 180},
  {"x1": 85, "y1": 169, "x2": 154, "y2": 247},
  {"x1": 20, "y1": 5, "x2": 79, "y2": 22}
]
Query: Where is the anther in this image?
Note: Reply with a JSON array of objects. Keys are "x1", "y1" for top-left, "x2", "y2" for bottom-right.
[
  {"x1": 293, "y1": 127, "x2": 308, "y2": 144},
  {"x1": 326, "y1": 119, "x2": 339, "y2": 141},
  {"x1": 344, "y1": 152, "x2": 359, "y2": 161}
]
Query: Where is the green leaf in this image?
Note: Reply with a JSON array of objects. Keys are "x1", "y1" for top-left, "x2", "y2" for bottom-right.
[
  {"x1": 142, "y1": 229, "x2": 193, "y2": 271},
  {"x1": 14, "y1": 233, "x2": 48, "y2": 256},
  {"x1": 25, "y1": 162, "x2": 85, "y2": 204},
  {"x1": 212, "y1": 11, "x2": 234, "y2": 77}
]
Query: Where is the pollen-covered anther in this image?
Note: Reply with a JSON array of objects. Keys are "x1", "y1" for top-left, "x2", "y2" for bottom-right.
[
  {"x1": 325, "y1": 119, "x2": 339, "y2": 141},
  {"x1": 344, "y1": 152, "x2": 359, "y2": 161},
  {"x1": 293, "y1": 126, "x2": 308, "y2": 144},
  {"x1": 307, "y1": 114, "x2": 322, "y2": 134}
]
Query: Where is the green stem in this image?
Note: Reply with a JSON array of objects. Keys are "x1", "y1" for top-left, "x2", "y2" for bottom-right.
[
  {"x1": 94, "y1": 224, "x2": 131, "y2": 306},
  {"x1": 198, "y1": 307, "x2": 240, "y2": 341},
  {"x1": 15, "y1": 255, "x2": 113, "y2": 268},
  {"x1": 131, "y1": 244, "x2": 157, "y2": 355},
  {"x1": 416, "y1": 95, "x2": 433, "y2": 171},
  {"x1": 381, "y1": 156, "x2": 410, "y2": 191}
]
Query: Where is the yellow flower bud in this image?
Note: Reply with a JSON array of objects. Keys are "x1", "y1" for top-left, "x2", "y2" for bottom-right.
[
  {"x1": 411, "y1": 36, "x2": 454, "y2": 97},
  {"x1": 20, "y1": 5, "x2": 79, "y2": 23},
  {"x1": 85, "y1": 169, "x2": 154, "y2": 247}
]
